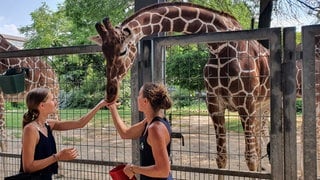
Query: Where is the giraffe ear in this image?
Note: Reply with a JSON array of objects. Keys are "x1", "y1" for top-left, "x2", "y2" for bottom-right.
[{"x1": 88, "y1": 35, "x2": 102, "y2": 46}]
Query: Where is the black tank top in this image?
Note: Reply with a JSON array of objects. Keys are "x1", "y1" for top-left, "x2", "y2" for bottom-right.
[
  {"x1": 20, "y1": 123, "x2": 58, "y2": 178},
  {"x1": 139, "y1": 117, "x2": 172, "y2": 180}
]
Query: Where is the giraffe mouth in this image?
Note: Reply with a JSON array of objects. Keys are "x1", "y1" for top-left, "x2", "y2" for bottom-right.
[{"x1": 105, "y1": 78, "x2": 119, "y2": 103}]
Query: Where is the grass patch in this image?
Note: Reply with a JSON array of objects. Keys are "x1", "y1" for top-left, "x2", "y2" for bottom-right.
[{"x1": 5, "y1": 104, "x2": 243, "y2": 132}]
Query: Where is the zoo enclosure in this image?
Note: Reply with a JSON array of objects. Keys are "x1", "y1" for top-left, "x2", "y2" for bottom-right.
[{"x1": 0, "y1": 25, "x2": 319, "y2": 179}]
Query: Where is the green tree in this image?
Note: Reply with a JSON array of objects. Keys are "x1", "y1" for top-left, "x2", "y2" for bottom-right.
[
  {"x1": 186, "y1": 0, "x2": 253, "y2": 29},
  {"x1": 19, "y1": 3, "x2": 72, "y2": 48},
  {"x1": 166, "y1": 44, "x2": 208, "y2": 91},
  {"x1": 19, "y1": 1, "x2": 134, "y2": 108},
  {"x1": 165, "y1": 0, "x2": 252, "y2": 93},
  {"x1": 18, "y1": 0, "x2": 252, "y2": 108},
  {"x1": 20, "y1": 0, "x2": 134, "y2": 47}
]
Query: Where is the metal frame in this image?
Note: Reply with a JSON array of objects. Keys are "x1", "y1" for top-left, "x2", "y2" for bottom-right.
[
  {"x1": 302, "y1": 24, "x2": 320, "y2": 180},
  {"x1": 2, "y1": 25, "x2": 319, "y2": 179},
  {"x1": 152, "y1": 28, "x2": 285, "y2": 179}
]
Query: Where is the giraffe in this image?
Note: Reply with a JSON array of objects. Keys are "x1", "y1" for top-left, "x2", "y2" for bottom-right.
[
  {"x1": 91, "y1": 2, "x2": 290, "y2": 171},
  {"x1": 0, "y1": 34, "x2": 59, "y2": 153}
]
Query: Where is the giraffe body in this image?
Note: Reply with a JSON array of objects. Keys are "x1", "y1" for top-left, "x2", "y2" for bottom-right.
[
  {"x1": 0, "y1": 34, "x2": 59, "y2": 152},
  {"x1": 92, "y1": 2, "x2": 302, "y2": 171}
]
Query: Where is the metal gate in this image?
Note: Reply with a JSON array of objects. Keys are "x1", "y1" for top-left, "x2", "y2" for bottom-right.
[
  {"x1": 301, "y1": 25, "x2": 320, "y2": 180},
  {"x1": 0, "y1": 25, "x2": 319, "y2": 179}
]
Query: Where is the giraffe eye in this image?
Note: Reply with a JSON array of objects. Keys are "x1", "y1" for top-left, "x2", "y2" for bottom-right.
[
  {"x1": 122, "y1": 28, "x2": 131, "y2": 36},
  {"x1": 119, "y1": 47, "x2": 127, "y2": 56}
]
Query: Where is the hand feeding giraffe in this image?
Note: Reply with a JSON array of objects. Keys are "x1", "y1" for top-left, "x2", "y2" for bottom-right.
[
  {"x1": 91, "y1": 2, "x2": 305, "y2": 171},
  {"x1": 0, "y1": 34, "x2": 59, "y2": 153}
]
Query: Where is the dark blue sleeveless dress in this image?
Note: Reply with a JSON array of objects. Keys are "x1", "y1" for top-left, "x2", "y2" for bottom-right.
[
  {"x1": 139, "y1": 117, "x2": 173, "y2": 180},
  {"x1": 20, "y1": 123, "x2": 58, "y2": 180}
]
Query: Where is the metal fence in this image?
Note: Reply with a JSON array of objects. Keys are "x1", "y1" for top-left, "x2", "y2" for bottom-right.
[{"x1": 0, "y1": 25, "x2": 319, "y2": 180}]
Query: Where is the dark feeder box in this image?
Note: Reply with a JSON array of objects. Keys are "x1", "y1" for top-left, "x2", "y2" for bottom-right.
[{"x1": 0, "y1": 72, "x2": 25, "y2": 94}]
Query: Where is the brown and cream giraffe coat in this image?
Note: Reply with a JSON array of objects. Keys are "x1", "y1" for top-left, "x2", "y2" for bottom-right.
[
  {"x1": 0, "y1": 34, "x2": 59, "y2": 152},
  {"x1": 92, "y1": 2, "x2": 310, "y2": 171}
]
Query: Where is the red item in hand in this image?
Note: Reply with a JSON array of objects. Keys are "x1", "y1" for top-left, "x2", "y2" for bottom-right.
[{"x1": 109, "y1": 164, "x2": 136, "y2": 180}]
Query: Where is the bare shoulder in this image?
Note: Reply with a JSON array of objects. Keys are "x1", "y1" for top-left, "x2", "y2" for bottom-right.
[
  {"x1": 24, "y1": 123, "x2": 37, "y2": 132},
  {"x1": 148, "y1": 121, "x2": 170, "y2": 145},
  {"x1": 148, "y1": 121, "x2": 167, "y2": 134},
  {"x1": 23, "y1": 123, "x2": 39, "y2": 139}
]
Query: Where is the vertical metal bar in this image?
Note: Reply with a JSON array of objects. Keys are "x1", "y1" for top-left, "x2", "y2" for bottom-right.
[
  {"x1": 130, "y1": 42, "x2": 141, "y2": 167},
  {"x1": 270, "y1": 28, "x2": 284, "y2": 180},
  {"x1": 283, "y1": 27, "x2": 297, "y2": 180},
  {"x1": 152, "y1": 40, "x2": 164, "y2": 83},
  {"x1": 133, "y1": 1, "x2": 165, "y2": 173},
  {"x1": 302, "y1": 25, "x2": 317, "y2": 180}
]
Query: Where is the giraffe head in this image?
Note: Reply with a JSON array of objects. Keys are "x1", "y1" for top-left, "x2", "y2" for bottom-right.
[{"x1": 92, "y1": 17, "x2": 137, "y2": 103}]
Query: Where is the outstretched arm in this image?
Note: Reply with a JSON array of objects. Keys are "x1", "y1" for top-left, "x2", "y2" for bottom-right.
[
  {"x1": 51, "y1": 99, "x2": 108, "y2": 131},
  {"x1": 107, "y1": 103, "x2": 146, "y2": 139}
]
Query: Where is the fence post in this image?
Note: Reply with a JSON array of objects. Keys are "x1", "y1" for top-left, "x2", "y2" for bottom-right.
[
  {"x1": 302, "y1": 25, "x2": 319, "y2": 180},
  {"x1": 283, "y1": 27, "x2": 297, "y2": 180}
]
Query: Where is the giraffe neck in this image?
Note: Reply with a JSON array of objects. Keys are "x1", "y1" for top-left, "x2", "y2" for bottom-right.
[
  {"x1": 0, "y1": 35, "x2": 19, "y2": 52},
  {"x1": 0, "y1": 35, "x2": 23, "y2": 73},
  {"x1": 0, "y1": 34, "x2": 59, "y2": 102},
  {"x1": 121, "y1": 2, "x2": 242, "y2": 44}
]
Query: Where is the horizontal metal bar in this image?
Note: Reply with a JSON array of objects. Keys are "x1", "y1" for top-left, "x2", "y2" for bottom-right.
[
  {"x1": 0, "y1": 45, "x2": 102, "y2": 58},
  {"x1": 171, "y1": 165, "x2": 271, "y2": 179},
  {"x1": 0, "y1": 152, "x2": 270, "y2": 179},
  {"x1": 154, "y1": 27, "x2": 282, "y2": 46}
]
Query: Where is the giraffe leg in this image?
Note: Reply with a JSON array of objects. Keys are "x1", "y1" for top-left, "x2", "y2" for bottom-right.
[
  {"x1": 260, "y1": 110, "x2": 270, "y2": 147},
  {"x1": 206, "y1": 98, "x2": 227, "y2": 169},
  {"x1": 0, "y1": 93, "x2": 7, "y2": 177},
  {"x1": 213, "y1": 114, "x2": 227, "y2": 169},
  {"x1": 205, "y1": 84, "x2": 227, "y2": 180},
  {"x1": 254, "y1": 114, "x2": 263, "y2": 171},
  {"x1": 0, "y1": 119, "x2": 6, "y2": 153},
  {"x1": 242, "y1": 117, "x2": 258, "y2": 171},
  {"x1": 0, "y1": 93, "x2": 7, "y2": 152}
]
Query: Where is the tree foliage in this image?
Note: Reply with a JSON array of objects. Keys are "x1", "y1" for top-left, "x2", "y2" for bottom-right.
[
  {"x1": 184, "y1": 0, "x2": 252, "y2": 29},
  {"x1": 19, "y1": 1, "x2": 134, "y2": 108},
  {"x1": 166, "y1": 44, "x2": 209, "y2": 91},
  {"x1": 18, "y1": 0, "x2": 285, "y2": 108},
  {"x1": 19, "y1": 3, "x2": 72, "y2": 48},
  {"x1": 274, "y1": 0, "x2": 320, "y2": 22},
  {"x1": 238, "y1": 0, "x2": 320, "y2": 26},
  {"x1": 165, "y1": 0, "x2": 252, "y2": 95}
]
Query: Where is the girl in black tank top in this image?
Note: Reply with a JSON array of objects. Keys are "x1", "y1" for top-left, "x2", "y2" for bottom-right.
[
  {"x1": 18, "y1": 88, "x2": 107, "y2": 179},
  {"x1": 140, "y1": 117, "x2": 173, "y2": 180},
  {"x1": 107, "y1": 82, "x2": 173, "y2": 179},
  {"x1": 20, "y1": 124, "x2": 58, "y2": 179}
]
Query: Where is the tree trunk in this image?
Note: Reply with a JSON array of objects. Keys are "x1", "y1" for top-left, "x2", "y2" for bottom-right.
[{"x1": 258, "y1": 0, "x2": 273, "y2": 48}]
